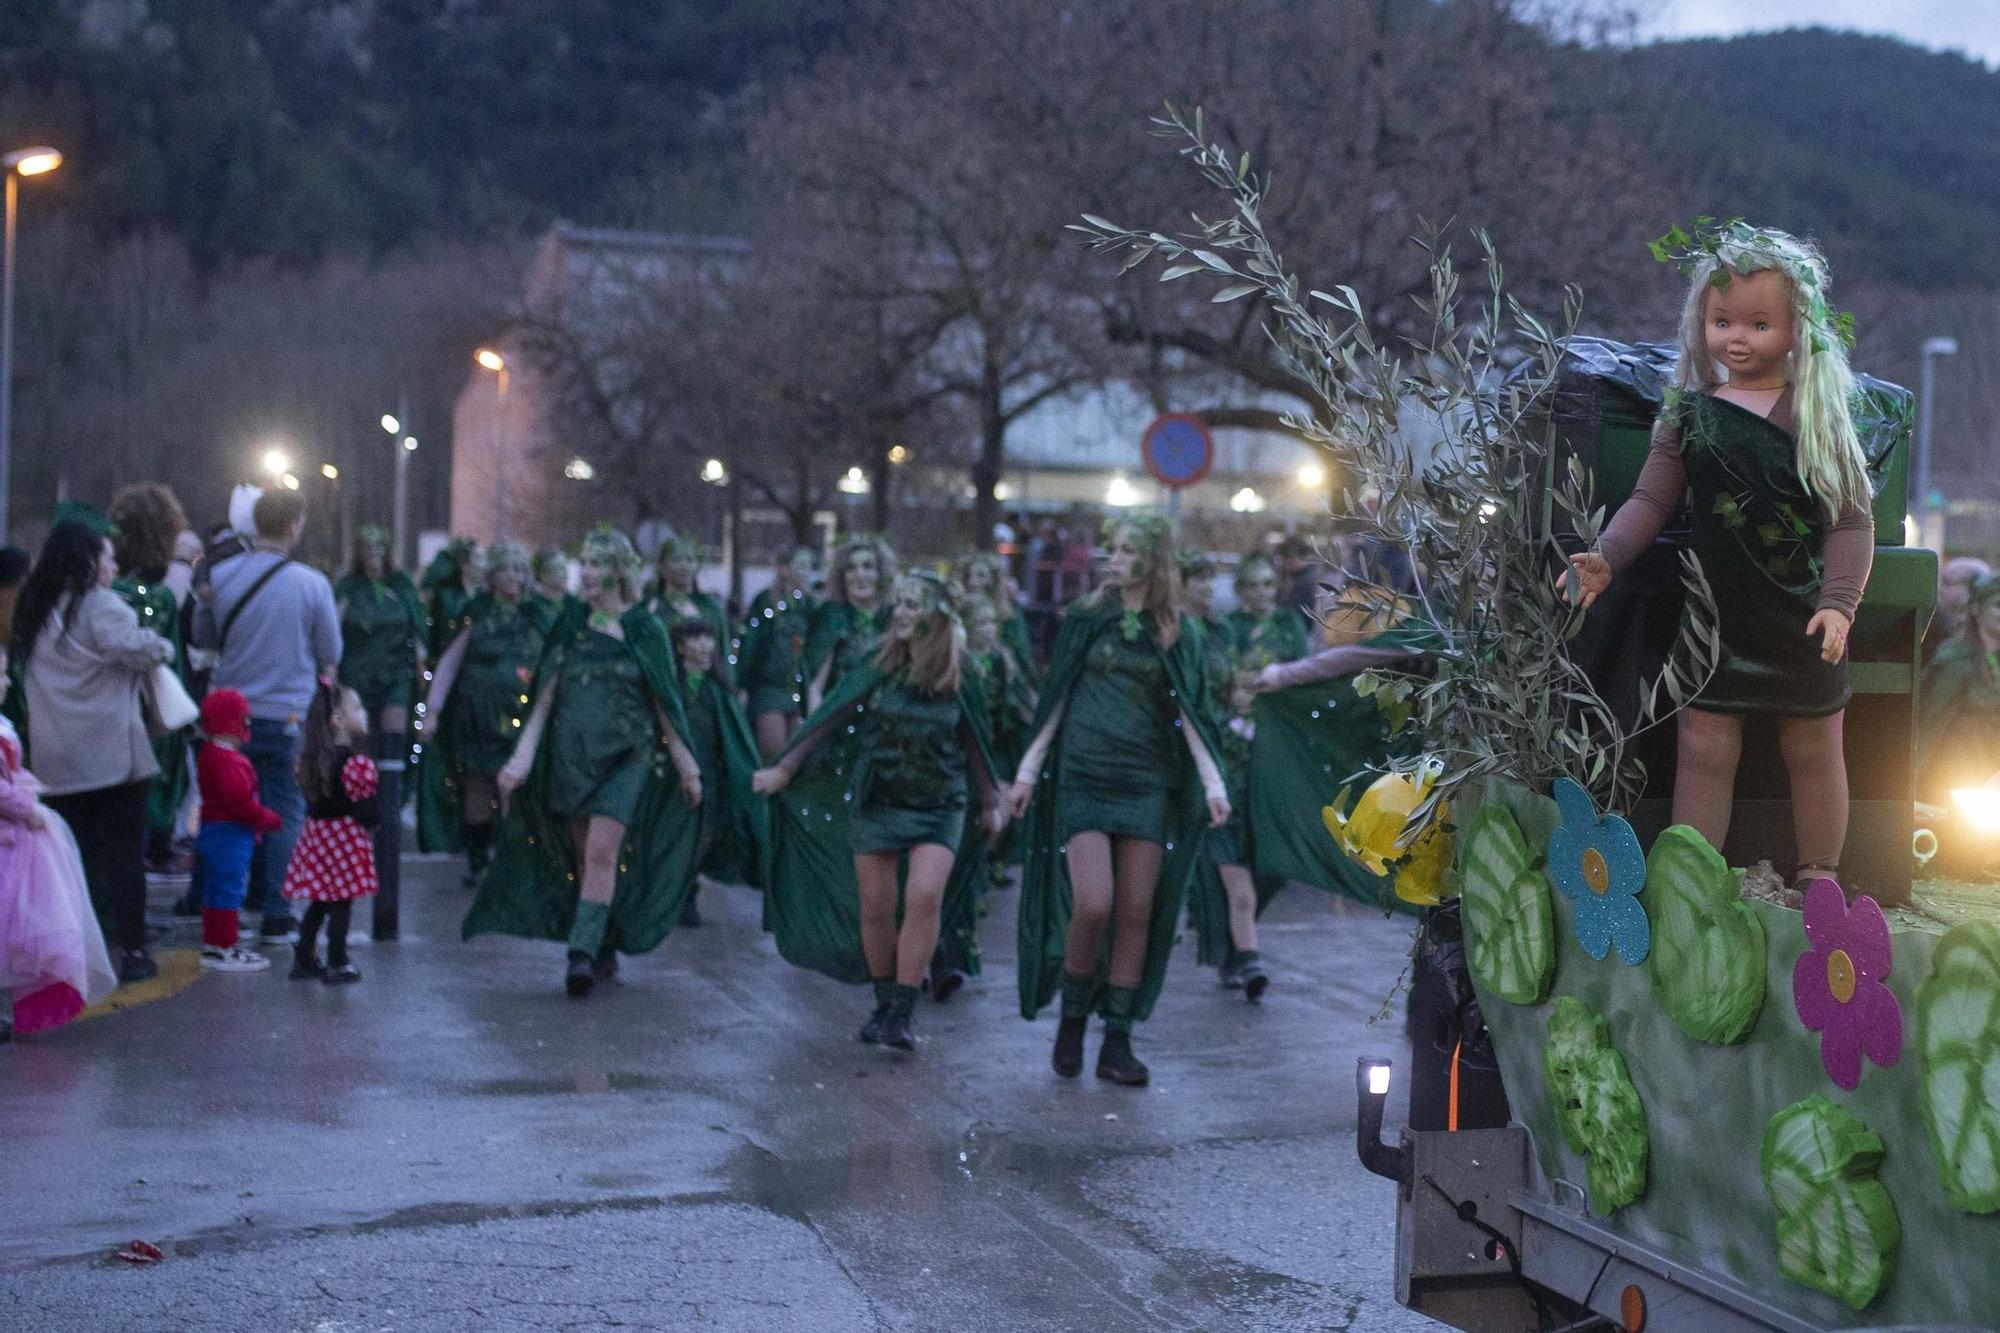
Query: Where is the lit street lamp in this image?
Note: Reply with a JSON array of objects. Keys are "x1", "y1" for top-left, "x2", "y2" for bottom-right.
[
  {"x1": 261, "y1": 446, "x2": 292, "y2": 480},
  {"x1": 1915, "y1": 335, "x2": 1959, "y2": 551},
  {"x1": 474, "y1": 348, "x2": 510, "y2": 539},
  {"x1": 0, "y1": 146, "x2": 62, "y2": 543}
]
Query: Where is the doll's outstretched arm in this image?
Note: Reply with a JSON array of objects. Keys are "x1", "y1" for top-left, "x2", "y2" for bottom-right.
[{"x1": 1815, "y1": 506, "x2": 1875, "y2": 620}]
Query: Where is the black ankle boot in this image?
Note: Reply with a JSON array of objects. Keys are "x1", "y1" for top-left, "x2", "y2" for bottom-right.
[
  {"x1": 565, "y1": 950, "x2": 596, "y2": 998},
  {"x1": 678, "y1": 892, "x2": 703, "y2": 928},
  {"x1": 929, "y1": 952, "x2": 965, "y2": 1004},
  {"x1": 881, "y1": 984, "x2": 919, "y2": 1050},
  {"x1": 1096, "y1": 1029, "x2": 1149, "y2": 1086},
  {"x1": 592, "y1": 941, "x2": 619, "y2": 982},
  {"x1": 858, "y1": 978, "x2": 895, "y2": 1043},
  {"x1": 1052, "y1": 1014, "x2": 1088, "y2": 1077},
  {"x1": 290, "y1": 950, "x2": 326, "y2": 981},
  {"x1": 1238, "y1": 950, "x2": 1269, "y2": 1002}
]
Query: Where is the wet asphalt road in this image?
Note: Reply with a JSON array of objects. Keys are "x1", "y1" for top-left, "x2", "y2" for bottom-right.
[{"x1": 1, "y1": 857, "x2": 1445, "y2": 1333}]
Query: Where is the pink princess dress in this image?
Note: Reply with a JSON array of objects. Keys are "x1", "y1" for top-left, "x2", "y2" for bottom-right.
[{"x1": 0, "y1": 714, "x2": 117, "y2": 1033}]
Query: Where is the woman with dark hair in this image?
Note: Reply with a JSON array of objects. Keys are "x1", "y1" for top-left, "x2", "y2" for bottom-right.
[
  {"x1": 111, "y1": 483, "x2": 194, "y2": 863},
  {"x1": 15, "y1": 519, "x2": 174, "y2": 982},
  {"x1": 1009, "y1": 515, "x2": 1229, "y2": 1086},
  {"x1": 1226, "y1": 552, "x2": 1312, "y2": 664},
  {"x1": 739, "y1": 544, "x2": 819, "y2": 761}
]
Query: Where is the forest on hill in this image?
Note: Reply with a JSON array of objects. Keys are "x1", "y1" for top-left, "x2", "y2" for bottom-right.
[{"x1": 0, "y1": 1, "x2": 1994, "y2": 541}]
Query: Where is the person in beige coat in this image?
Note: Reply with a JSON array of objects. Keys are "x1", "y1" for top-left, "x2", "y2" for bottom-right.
[{"x1": 14, "y1": 519, "x2": 174, "y2": 982}]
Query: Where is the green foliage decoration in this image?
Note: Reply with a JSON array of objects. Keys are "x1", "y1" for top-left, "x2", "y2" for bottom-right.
[
  {"x1": 1641, "y1": 825, "x2": 1767, "y2": 1043},
  {"x1": 1459, "y1": 802, "x2": 1553, "y2": 1005}
]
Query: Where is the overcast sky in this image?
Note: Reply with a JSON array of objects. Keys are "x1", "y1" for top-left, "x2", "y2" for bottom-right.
[{"x1": 1642, "y1": 1, "x2": 2000, "y2": 67}]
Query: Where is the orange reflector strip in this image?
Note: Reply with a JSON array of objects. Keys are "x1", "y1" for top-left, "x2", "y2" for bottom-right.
[{"x1": 1620, "y1": 1283, "x2": 1647, "y2": 1331}]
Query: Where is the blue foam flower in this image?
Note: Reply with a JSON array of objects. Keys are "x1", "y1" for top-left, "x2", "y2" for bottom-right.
[{"x1": 1547, "y1": 777, "x2": 1650, "y2": 965}]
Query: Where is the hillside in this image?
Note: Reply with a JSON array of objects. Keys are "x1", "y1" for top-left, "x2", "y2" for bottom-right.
[{"x1": 1618, "y1": 28, "x2": 2000, "y2": 288}]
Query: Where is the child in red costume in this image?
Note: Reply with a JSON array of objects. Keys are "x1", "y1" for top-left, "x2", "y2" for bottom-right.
[{"x1": 195, "y1": 689, "x2": 282, "y2": 972}]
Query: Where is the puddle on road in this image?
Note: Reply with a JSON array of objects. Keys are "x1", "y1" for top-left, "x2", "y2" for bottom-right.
[{"x1": 461, "y1": 1071, "x2": 672, "y2": 1096}]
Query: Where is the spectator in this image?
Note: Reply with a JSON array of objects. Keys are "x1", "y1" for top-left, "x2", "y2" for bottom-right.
[
  {"x1": 1926, "y1": 556, "x2": 1991, "y2": 663},
  {"x1": 14, "y1": 519, "x2": 175, "y2": 982},
  {"x1": 190, "y1": 490, "x2": 342, "y2": 945},
  {"x1": 0, "y1": 545, "x2": 28, "y2": 646}
]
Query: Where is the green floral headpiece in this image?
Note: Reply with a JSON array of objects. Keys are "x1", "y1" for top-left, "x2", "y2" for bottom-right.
[
  {"x1": 1101, "y1": 511, "x2": 1174, "y2": 551},
  {"x1": 901, "y1": 568, "x2": 960, "y2": 623},
  {"x1": 580, "y1": 523, "x2": 641, "y2": 572},
  {"x1": 53, "y1": 501, "x2": 116, "y2": 538},
  {"x1": 486, "y1": 539, "x2": 530, "y2": 575},
  {"x1": 1649, "y1": 216, "x2": 1856, "y2": 354},
  {"x1": 354, "y1": 524, "x2": 389, "y2": 551},
  {"x1": 1176, "y1": 548, "x2": 1215, "y2": 580},
  {"x1": 655, "y1": 535, "x2": 705, "y2": 562},
  {"x1": 532, "y1": 545, "x2": 568, "y2": 577}
]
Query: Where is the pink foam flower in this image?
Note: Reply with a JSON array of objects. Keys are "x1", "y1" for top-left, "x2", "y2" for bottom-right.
[{"x1": 1790, "y1": 879, "x2": 1903, "y2": 1091}]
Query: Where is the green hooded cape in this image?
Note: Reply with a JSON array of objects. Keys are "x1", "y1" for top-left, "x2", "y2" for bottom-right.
[
  {"x1": 461, "y1": 600, "x2": 704, "y2": 955},
  {"x1": 762, "y1": 662, "x2": 1000, "y2": 984},
  {"x1": 680, "y1": 666, "x2": 769, "y2": 888},
  {"x1": 415, "y1": 592, "x2": 552, "y2": 855},
  {"x1": 645, "y1": 585, "x2": 736, "y2": 690},
  {"x1": 1016, "y1": 603, "x2": 1222, "y2": 1022}
]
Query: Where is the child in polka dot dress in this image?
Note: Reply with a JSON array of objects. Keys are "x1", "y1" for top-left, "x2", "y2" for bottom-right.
[{"x1": 283, "y1": 682, "x2": 380, "y2": 984}]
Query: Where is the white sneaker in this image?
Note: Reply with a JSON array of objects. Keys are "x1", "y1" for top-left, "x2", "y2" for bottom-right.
[{"x1": 200, "y1": 945, "x2": 271, "y2": 973}]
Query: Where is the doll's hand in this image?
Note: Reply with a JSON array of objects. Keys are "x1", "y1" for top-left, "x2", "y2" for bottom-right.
[
  {"x1": 679, "y1": 770, "x2": 703, "y2": 808},
  {"x1": 1207, "y1": 795, "x2": 1232, "y2": 828},
  {"x1": 1007, "y1": 779, "x2": 1036, "y2": 820},
  {"x1": 751, "y1": 766, "x2": 790, "y2": 796},
  {"x1": 1807, "y1": 609, "x2": 1851, "y2": 664},
  {"x1": 1560, "y1": 552, "x2": 1613, "y2": 609}
]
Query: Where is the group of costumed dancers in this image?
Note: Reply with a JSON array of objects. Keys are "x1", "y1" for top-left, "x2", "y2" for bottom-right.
[{"x1": 390, "y1": 518, "x2": 1404, "y2": 1087}]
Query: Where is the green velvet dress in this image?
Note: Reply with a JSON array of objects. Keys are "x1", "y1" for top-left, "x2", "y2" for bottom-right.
[
  {"x1": 1225, "y1": 606, "x2": 1311, "y2": 664},
  {"x1": 850, "y1": 671, "x2": 972, "y2": 853},
  {"x1": 546, "y1": 625, "x2": 657, "y2": 824},
  {"x1": 463, "y1": 602, "x2": 703, "y2": 955},
  {"x1": 1055, "y1": 616, "x2": 1181, "y2": 843},
  {"x1": 1672, "y1": 392, "x2": 1849, "y2": 717},
  {"x1": 762, "y1": 663, "x2": 997, "y2": 983},
  {"x1": 739, "y1": 585, "x2": 818, "y2": 718},
  {"x1": 336, "y1": 573, "x2": 427, "y2": 713},
  {"x1": 415, "y1": 594, "x2": 548, "y2": 854},
  {"x1": 646, "y1": 586, "x2": 735, "y2": 690},
  {"x1": 801, "y1": 601, "x2": 889, "y2": 714},
  {"x1": 115, "y1": 574, "x2": 189, "y2": 840},
  {"x1": 1016, "y1": 603, "x2": 1222, "y2": 1022}
]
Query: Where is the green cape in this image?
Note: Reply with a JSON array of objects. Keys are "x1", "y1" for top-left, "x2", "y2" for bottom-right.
[
  {"x1": 645, "y1": 585, "x2": 736, "y2": 690},
  {"x1": 415, "y1": 593, "x2": 552, "y2": 854},
  {"x1": 683, "y1": 667, "x2": 769, "y2": 888},
  {"x1": 1241, "y1": 679, "x2": 1397, "y2": 907},
  {"x1": 762, "y1": 661, "x2": 999, "y2": 984},
  {"x1": 1016, "y1": 603, "x2": 1223, "y2": 1021},
  {"x1": 461, "y1": 600, "x2": 703, "y2": 955},
  {"x1": 738, "y1": 585, "x2": 818, "y2": 714}
]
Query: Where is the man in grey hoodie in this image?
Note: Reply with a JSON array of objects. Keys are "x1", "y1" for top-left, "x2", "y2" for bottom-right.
[{"x1": 190, "y1": 490, "x2": 341, "y2": 943}]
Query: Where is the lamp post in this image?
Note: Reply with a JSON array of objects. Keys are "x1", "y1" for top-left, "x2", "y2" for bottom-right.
[
  {"x1": 474, "y1": 348, "x2": 509, "y2": 540},
  {"x1": 1917, "y1": 335, "x2": 1959, "y2": 552},
  {"x1": 0, "y1": 146, "x2": 62, "y2": 544}
]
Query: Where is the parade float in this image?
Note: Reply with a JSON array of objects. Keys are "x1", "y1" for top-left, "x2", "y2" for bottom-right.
[{"x1": 1080, "y1": 111, "x2": 1998, "y2": 1330}]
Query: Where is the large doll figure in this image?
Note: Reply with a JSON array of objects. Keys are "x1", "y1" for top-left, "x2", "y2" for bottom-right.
[{"x1": 1566, "y1": 225, "x2": 1874, "y2": 886}]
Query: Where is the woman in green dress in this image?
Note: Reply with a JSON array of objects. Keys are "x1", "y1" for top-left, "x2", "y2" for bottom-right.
[
  {"x1": 109, "y1": 484, "x2": 194, "y2": 864},
  {"x1": 645, "y1": 538, "x2": 733, "y2": 689},
  {"x1": 668, "y1": 617, "x2": 766, "y2": 892},
  {"x1": 1919, "y1": 572, "x2": 2000, "y2": 802},
  {"x1": 422, "y1": 538, "x2": 486, "y2": 660},
  {"x1": 335, "y1": 528, "x2": 429, "y2": 903},
  {"x1": 958, "y1": 551, "x2": 1036, "y2": 676},
  {"x1": 1007, "y1": 515, "x2": 1230, "y2": 1086},
  {"x1": 416, "y1": 540, "x2": 549, "y2": 883},
  {"x1": 755, "y1": 572, "x2": 1006, "y2": 1051},
  {"x1": 530, "y1": 546, "x2": 573, "y2": 622},
  {"x1": 801, "y1": 536, "x2": 895, "y2": 714},
  {"x1": 473, "y1": 527, "x2": 706, "y2": 998},
  {"x1": 1225, "y1": 552, "x2": 1312, "y2": 664},
  {"x1": 739, "y1": 544, "x2": 820, "y2": 761}
]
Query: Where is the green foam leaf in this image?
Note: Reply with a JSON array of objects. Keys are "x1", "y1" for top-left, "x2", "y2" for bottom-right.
[
  {"x1": 1642, "y1": 825, "x2": 1766, "y2": 1043},
  {"x1": 1916, "y1": 921, "x2": 2000, "y2": 1213},
  {"x1": 1761, "y1": 1096, "x2": 1900, "y2": 1311},
  {"x1": 1541, "y1": 997, "x2": 1648, "y2": 1212},
  {"x1": 1460, "y1": 802, "x2": 1552, "y2": 1005}
]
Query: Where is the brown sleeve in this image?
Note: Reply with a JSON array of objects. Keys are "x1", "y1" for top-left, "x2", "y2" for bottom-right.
[
  {"x1": 1816, "y1": 504, "x2": 1875, "y2": 620},
  {"x1": 1596, "y1": 420, "x2": 1685, "y2": 573}
]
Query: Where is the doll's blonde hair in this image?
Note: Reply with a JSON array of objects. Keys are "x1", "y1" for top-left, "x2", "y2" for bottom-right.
[{"x1": 1670, "y1": 226, "x2": 1871, "y2": 518}]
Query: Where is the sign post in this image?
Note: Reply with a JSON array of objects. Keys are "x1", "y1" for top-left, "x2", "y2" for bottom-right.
[{"x1": 1140, "y1": 413, "x2": 1215, "y2": 518}]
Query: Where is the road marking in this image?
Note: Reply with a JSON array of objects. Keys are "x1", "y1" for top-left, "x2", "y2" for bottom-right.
[{"x1": 75, "y1": 948, "x2": 204, "y2": 1021}]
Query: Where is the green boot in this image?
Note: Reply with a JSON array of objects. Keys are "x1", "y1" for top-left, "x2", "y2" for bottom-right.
[{"x1": 565, "y1": 901, "x2": 612, "y2": 998}]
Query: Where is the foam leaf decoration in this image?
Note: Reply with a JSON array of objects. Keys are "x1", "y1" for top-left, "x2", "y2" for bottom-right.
[
  {"x1": 1540, "y1": 997, "x2": 1648, "y2": 1212},
  {"x1": 1916, "y1": 920, "x2": 2000, "y2": 1213},
  {"x1": 1641, "y1": 825, "x2": 1766, "y2": 1043},
  {"x1": 1459, "y1": 802, "x2": 1552, "y2": 1004},
  {"x1": 1761, "y1": 1096, "x2": 1901, "y2": 1311}
]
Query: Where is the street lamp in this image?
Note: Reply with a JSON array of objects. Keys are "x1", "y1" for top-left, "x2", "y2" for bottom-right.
[
  {"x1": 383, "y1": 412, "x2": 416, "y2": 570},
  {"x1": 261, "y1": 446, "x2": 291, "y2": 480},
  {"x1": 0, "y1": 146, "x2": 62, "y2": 543},
  {"x1": 1916, "y1": 335, "x2": 1959, "y2": 551},
  {"x1": 701, "y1": 458, "x2": 728, "y2": 485},
  {"x1": 474, "y1": 348, "x2": 510, "y2": 539},
  {"x1": 1296, "y1": 460, "x2": 1326, "y2": 490},
  {"x1": 321, "y1": 464, "x2": 339, "y2": 480}
]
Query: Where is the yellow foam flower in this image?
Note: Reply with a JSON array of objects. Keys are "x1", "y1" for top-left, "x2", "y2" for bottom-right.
[
  {"x1": 1392, "y1": 809, "x2": 1456, "y2": 905},
  {"x1": 1323, "y1": 759, "x2": 1443, "y2": 878}
]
